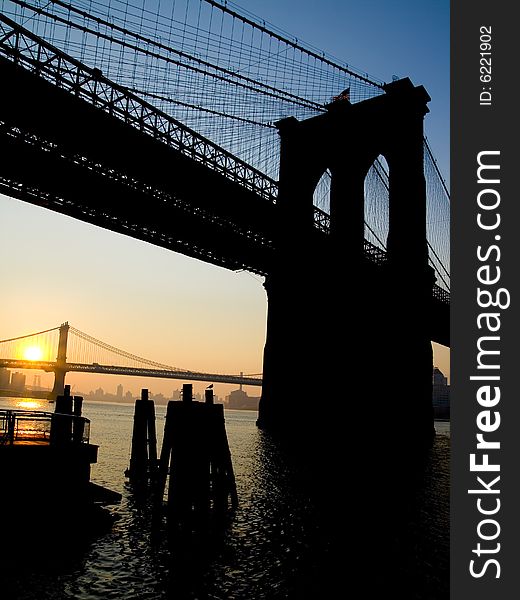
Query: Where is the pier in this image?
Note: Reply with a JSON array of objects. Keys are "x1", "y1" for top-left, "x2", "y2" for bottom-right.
[
  {"x1": 127, "y1": 386, "x2": 237, "y2": 532},
  {"x1": 0, "y1": 387, "x2": 120, "y2": 553}
]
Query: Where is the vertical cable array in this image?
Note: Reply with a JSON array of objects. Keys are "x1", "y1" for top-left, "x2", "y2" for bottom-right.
[
  {"x1": 0, "y1": 327, "x2": 60, "y2": 361},
  {"x1": 424, "y1": 140, "x2": 450, "y2": 290},
  {"x1": 67, "y1": 326, "x2": 190, "y2": 371}
]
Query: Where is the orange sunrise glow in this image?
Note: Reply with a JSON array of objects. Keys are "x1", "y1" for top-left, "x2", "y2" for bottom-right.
[{"x1": 24, "y1": 345, "x2": 43, "y2": 361}]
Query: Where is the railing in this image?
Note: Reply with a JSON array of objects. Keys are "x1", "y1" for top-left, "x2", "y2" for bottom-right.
[
  {"x1": 313, "y1": 206, "x2": 330, "y2": 233},
  {"x1": 363, "y1": 239, "x2": 388, "y2": 266},
  {"x1": 432, "y1": 285, "x2": 450, "y2": 305},
  {"x1": 314, "y1": 209, "x2": 451, "y2": 305},
  {"x1": 0, "y1": 409, "x2": 90, "y2": 446}
]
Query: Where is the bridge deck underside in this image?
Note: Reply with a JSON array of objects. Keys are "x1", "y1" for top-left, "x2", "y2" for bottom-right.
[
  {"x1": 0, "y1": 57, "x2": 449, "y2": 347},
  {"x1": 0, "y1": 57, "x2": 276, "y2": 274}
]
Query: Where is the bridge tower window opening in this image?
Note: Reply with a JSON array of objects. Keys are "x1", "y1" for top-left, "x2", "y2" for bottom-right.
[
  {"x1": 313, "y1": 168, "x2": 331, "y2": 216},
  {"x1": 364, "y1": 154, "x2": 390, "y2": 251}
]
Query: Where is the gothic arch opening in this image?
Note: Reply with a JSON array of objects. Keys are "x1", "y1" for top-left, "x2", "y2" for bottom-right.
[
  {"x1": 364, "y1": 155, "x2": 390, "y2": 251},
  {"x1": 313, "y1": 168, "x2": 331, "y2": 215}
]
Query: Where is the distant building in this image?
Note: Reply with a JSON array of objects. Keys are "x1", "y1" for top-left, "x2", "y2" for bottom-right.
[
  {"x1": 32, "y1": 374, "x2": 42, "y2": 390},
  {"x1": 225, "y1": 388, "x2": 260, "y2": 411},
  {"x1": 432, "y1": 366, "x2": 450, "y2": 418},
  {"x1": 0, "y1": 367, "x2": 10, "y2": 389},
  {"x1": 125, "y1": 390, "x2": 133, "y2": 401},
  {"x1": 10, "y1": 371, "x2": 26, "y2": 392},
  {"x1": 117, "y1": 384, "x2": 123, "y2": 398}
]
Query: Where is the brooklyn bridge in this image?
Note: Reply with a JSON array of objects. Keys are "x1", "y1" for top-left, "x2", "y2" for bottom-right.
[{"x1": 0, "y1": 0, "x2": 449, "y2": 442}]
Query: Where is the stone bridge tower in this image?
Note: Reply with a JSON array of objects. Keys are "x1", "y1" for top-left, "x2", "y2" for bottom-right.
[{"x1": 258, "y1": 78, "x2": 435, "y2": 454}]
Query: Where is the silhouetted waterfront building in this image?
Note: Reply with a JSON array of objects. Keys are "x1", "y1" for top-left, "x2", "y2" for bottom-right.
[
  {"x1": 32, "y1": 374, "x2": 42, "y2": 390},
  {"x1": 117, "y1": 384, "x2": 123, "y2": 398},
  {"x1": 432, "y1": 366, "x2": 450, "y2": 418},
  {"x1": 0, "y1": 367, "x2": 10, "y2": 389},
  {"x1": 10, "y1": 371, "x2": 26, "y2": 392},
  {"x1": 226, "y1": 388, "x2": 260, "y2": 411}
]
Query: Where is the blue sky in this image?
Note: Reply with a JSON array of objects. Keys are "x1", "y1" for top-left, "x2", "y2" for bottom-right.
[
  {"x1": 242, "y1": 0, "x2": 449, "y2": 178},
  {"x1": 0, "y1": 0, "x2": 450, "y2": 395}
]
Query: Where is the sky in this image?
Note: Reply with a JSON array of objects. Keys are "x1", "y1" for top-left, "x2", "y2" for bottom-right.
[{"x1": 0, "y1": 0, "x2": 450, "y2": 398}]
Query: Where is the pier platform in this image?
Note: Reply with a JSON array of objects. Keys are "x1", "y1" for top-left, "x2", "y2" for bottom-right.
[{"x1": 0, "y1": 406, "x2": 119, "y2": 556}]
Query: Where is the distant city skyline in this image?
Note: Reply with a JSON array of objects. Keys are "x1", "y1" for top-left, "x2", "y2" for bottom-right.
[
  {"x1": 0, "y1": 365, "x2": 257, "y2": 399},
  {"x1": 0, "y1": 362, "x2": 450, "y2": 405},
  {"x1": 0, "y1": 0, "x2": 450, "y2": 392}
]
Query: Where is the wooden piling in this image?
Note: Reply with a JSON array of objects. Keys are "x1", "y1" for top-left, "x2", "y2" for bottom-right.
[
  {"x1": 51, "y1": 384, "x2": 73, "y2": 445},
  {"x1": 72, "y1": 395, "x2": 85, "y2": 443},
  {"x1": 55, "y1": 384, "x2": 73, "y2": 414},
  {"x1": 155, "y1": 400, "x2": 176, "y2": 502},
  {"x1": 127, "y1": 388, "x2": 158, "y2": 484},
  {"x1": 210, "y1": 403, "x2": 238, "y2": 510},
  {"x1": 155, "y1": 395, "x2": 238, "y2": 529},
  {"x1": 147, "y1": 396, "x2": 158, "y2": 478},
  {"x1": 182, "y1": 383, "x2": 193, "y2": 403}
]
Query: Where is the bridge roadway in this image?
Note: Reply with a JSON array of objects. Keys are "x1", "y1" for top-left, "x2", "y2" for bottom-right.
[
  {"x1": 0, "y1": 15, "x2": 278, "y2": 275},
  {"x1": 0, "y1": 17, "x2": 449, "y2": 347},
  {"x1": 0, "y1": 359, "x2": 263, "y2": 387}
]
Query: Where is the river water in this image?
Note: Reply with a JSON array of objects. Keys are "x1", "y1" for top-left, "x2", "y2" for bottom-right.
[{"x1": 0, "y1": 397, "x2": 450, "y2": 599}]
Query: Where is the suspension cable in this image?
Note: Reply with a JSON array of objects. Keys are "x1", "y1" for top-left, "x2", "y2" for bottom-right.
[
  {"x1": 203, "y1": 0, "x2": 385, "y2": 89},
  {"x1": 0, "y1": 326, "x2": 60, "y2": 343},
  {"x1": 14, "y1": 0, "x2": 325, "y2": 111}
]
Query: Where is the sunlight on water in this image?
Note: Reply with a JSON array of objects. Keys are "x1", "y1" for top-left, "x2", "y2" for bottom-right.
[
  {"x1": 16, "y1": 399, "x2": 45, "y2": 410},
  {"x1": 0, "y1": 398, "x2": 450, "y2": 598}
]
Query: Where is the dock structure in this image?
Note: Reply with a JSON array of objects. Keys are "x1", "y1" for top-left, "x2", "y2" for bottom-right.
[
  {"x1": 155, "y1": 384, "x2": 238, "y2": 529},
  {"x1": 1, "y1": 387, "x2": 97, "y2": 505},
  {"x1": 0, "y1": 386, "x2": 120, "y2": 550},
  {"x1": 126, "y1": 388, "x2": 159, "y2": 484}
]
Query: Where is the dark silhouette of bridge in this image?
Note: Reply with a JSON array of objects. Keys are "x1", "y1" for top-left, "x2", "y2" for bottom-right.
[
  {"x1": 0, "y1": 322, "x2": 263, "y2": 397},
  {"x1": 0, "y1": 1, "x2": 449, "y2": 444}
]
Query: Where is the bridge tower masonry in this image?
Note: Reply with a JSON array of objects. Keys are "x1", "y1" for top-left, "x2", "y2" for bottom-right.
[{"x1": 258, "y1": 78, "x2": 435, "y2": 459}]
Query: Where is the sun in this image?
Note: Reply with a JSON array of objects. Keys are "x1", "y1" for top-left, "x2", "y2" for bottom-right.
[{"x1": 24, "y1": 346, "x2": 43, "y2": 361}]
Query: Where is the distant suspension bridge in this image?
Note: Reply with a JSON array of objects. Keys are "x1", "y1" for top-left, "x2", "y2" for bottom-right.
[{"x1": 0, "y1": 322, "x2": 263, "y2": 397}]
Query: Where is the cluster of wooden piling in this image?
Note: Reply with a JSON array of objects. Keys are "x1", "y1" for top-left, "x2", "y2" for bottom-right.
[
  {"x1": 126, "y1": 388, "x2": 158, "y2": 482},
  {"x1": 127, "y1": 385, "x2": 237, "y2": 527},
  {"x1": 51, "y1": 384, "x2": 86, "y2": 445}
]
